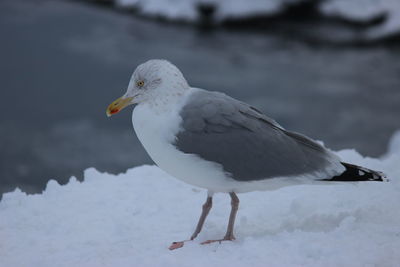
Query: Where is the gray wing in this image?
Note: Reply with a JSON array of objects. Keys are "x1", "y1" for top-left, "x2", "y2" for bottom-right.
[{"x1": 175, "y1": 89, "x2": 342, "y2": 181}]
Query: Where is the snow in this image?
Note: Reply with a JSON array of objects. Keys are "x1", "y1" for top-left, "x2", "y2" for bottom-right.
[
  {"x1": 321, "y1": 0, "x2": 400, "y2": 40},
  {"x1": 1, "y1": 131, "x2": 400, "y2": 266},
  {"x1": 114, "y1": 0, "x2": 400, "y2": 41},
  {"x1": 114, "y1": 0, "x2": 292, "y2": 21},
  {"x1": 387, "y1": 130, "x2": 400, "y2": 156}
]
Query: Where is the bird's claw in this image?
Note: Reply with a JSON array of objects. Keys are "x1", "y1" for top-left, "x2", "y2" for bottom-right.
[
  {"x1": 169, "y1": 240, "x2": 190, "y2": 250},
  {"x1": 200, "y1": 236, "x2": 235, "y2": 245}
]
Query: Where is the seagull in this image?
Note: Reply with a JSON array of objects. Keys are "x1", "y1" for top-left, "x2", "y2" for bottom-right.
[{"x1": 106, "y1": 59, "x2": 386, "y2": 250}]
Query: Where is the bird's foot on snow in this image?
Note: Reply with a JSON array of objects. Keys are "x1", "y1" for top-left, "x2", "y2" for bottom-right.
[
  {"x1": 168, "y1": 240, "x2": 191, "y2": 250},
  {"x1": 200, "y1": 235, "x2": 236, "y2": 245}
]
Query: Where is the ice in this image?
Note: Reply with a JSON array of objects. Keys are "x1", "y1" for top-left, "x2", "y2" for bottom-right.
[{"x1": 1, "y1": 131, "x2": 400, "y2": 266}]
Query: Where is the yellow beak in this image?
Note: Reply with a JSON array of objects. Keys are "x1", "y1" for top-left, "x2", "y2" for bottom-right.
[{"x1": 106, "y1": 96, "x2": 134, "y2": 117}]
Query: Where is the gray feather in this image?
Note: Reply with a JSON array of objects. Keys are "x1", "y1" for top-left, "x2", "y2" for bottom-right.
[{"x1": 175, "y1": 89, "x2": 340, "y2": 181}]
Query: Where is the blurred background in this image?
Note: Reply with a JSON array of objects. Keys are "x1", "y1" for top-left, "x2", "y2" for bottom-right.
[{"x1": 0, "y1": 0, "x2": 399, "y2": 196}]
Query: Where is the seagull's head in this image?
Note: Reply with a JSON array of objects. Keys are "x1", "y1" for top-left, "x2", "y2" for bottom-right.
[{"x1": 106, "y1": 59, "x2": 189, "y2": 117}]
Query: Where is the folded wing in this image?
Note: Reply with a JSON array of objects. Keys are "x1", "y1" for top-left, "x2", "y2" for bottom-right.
[{"x1": 175, "y1": 89, "x2": 344, "y2": 181}]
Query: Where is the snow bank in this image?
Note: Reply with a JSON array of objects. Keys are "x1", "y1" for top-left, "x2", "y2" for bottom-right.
[
  {"x1": 1, "y1": 132, "x2": 400, "y2": 266},
  {"x1": 115, "y1": 0, "x2": 286, "y2": 22},
  {"x1": 321, "y1": 0, "x2": 400, "y2": 41},
  {"x1": 113, "y1": 0, "x2": 400, "y2": 41}
]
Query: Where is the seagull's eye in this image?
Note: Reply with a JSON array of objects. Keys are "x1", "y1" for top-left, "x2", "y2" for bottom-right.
[{"x1": 136, "y1": 80, "x2": 145, "y2": 88}]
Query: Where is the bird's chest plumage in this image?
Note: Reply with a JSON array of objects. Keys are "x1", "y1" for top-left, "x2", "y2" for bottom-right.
[{"x1": 132, "y1": 103, "x2": 181, "y2": 167}]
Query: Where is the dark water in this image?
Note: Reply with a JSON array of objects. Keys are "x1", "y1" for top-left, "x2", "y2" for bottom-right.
[{"x1": 1, "y1": 0, "x2": 399, "y2": 195}]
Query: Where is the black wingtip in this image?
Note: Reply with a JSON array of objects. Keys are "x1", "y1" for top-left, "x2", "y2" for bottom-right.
[{"x1": 324, "y1": 162, "x2": 388, "y2": 182}]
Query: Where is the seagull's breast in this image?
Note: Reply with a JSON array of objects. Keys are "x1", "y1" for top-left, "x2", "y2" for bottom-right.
[{"x1": 131, "y1": 92, "x2": 234, "y2": 192}]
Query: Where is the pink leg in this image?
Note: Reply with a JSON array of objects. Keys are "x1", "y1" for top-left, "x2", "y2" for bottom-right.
[
  {"x1": 169, "y1": 194, "x2": 213, "y2": 250},
  {"x1": 201, "y1": 192, "x2": 239, "y2": 245}
]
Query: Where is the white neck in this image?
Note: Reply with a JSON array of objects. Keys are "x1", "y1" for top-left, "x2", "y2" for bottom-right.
[{"x1": 140, "y1": 85, "x2": 189, "y2": 113}]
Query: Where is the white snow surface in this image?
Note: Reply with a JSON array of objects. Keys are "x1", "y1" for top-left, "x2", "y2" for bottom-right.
[{"x1": 1, "y1": 131, "x2": 400, "y2": 266}]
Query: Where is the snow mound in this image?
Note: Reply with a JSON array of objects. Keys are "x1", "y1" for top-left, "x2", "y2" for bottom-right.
[
  {"x1": 1, "y1": 141, "x2": 400, "y2": 266},
  {"x1": 386, "y1": 130, "x2": 400, "y2": 156}
]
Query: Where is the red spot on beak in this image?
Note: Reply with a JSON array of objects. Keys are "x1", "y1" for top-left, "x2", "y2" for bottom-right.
[{"x1": 110, "y1": 109, "x2": 119, "y2": 114}]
